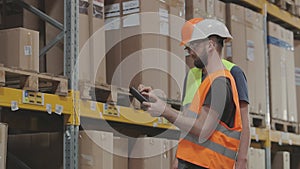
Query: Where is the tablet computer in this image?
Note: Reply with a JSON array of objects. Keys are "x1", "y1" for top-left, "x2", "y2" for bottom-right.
[{"x1": 129, "y1": 87, "x2": 149, "y2": 103}]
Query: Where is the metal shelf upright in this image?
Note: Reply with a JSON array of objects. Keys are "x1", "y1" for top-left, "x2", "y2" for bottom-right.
[
  {"x1": 20, "y1": 0, "x2": 81, "y2": 168},
  {"x1": 63, "y1": 0, "x2": 79, "y2": 169}
]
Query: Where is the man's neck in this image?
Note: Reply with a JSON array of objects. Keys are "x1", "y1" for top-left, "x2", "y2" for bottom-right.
[{"x1": 206, "y1": 52, "x2": 225, "y2": 75}]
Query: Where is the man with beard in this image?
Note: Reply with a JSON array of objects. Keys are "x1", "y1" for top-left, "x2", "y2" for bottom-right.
[{"x1": 139, "y1": 18, "x2": 249, "y2": 169}]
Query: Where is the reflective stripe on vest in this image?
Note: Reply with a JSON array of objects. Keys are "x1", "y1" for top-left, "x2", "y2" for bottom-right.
[
  {"x1": 183, "y1": 131, "x2": 238, "y2": 160},
  {"x1": 176, "y1": 70, "x2": 242, "y2": 169},
  {"x1": 182, "y1": 59, "x2": 235, "y2": 106}
]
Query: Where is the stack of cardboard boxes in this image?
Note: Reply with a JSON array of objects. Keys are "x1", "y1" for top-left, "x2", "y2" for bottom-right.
[
  {"x1": 46, "y1": 0, "x2": 106, "y2": 84},
  {"x1": 226, "y1": 3, "x2": 266, "y2": 116},
  {"x1": 0, "y1": 0, "x2": 40, "y2": 31},
  {"x1": 105, "y1": 0, "x2": 186, "y2": 100},
  {"x1": 268, "y1": 21, "x2": 297, "y2": 122},
  {"x1": 0, "y1": 0, "x2": 40, "y2": 72},
  {"x1": 7, "y1": 132, "x2": 63, "y2": 169},
  {"x1": 79, "y1": 130, "x2": 178, "y2": 169}
]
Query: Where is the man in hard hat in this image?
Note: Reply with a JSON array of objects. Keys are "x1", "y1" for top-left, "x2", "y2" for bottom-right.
[{"x1": 140, "y1": 18, "x2": 249, "y2": 169}]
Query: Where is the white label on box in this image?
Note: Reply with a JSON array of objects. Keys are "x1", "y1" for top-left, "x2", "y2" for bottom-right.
[
  {"x1": 122, "y1": 0, "x2": 140, "y2": 15},
  {"x1": 159, "y1": 8, "x2": 169, "y2": 35},
  {"x1": 123, "y1": 13, "x2": 140, "y2": 27},
  {"x1": 24, "y1": 45, "x2": 32, "y2": 56},
  {"x1": 105, "y1": 3, "x2": 120, "y2": 18},
  {"x1": 90, "y1": 101, "x2": 96, "y2": 111},
  {"x1": 55, "y1": 104, "x2": 63, "y2": 115},
  {"x1": 247, "y1": 40, "x2": 255, "y2": 61},
  {"x1": 105, "y1": 17, "x2": 121, "y2": 30},
  {"x1": 46, "y1": 104, "x2": 52, "y2": 114}
]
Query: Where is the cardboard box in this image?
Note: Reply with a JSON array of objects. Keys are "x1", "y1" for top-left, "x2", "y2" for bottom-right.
[
  {"x1": 129, "y1": 137, "x2": 171, "y2": 169},
  {"x1": 185, "y1": 0, "x2": 206, "y2": 20},
  {"x1": 0, "y1": 123, "x2": 7, "y2": 169},
  {"x1": 206, "y1": 0, "x2": 215, "y2": 17},
  {"x1": 248, "y1": 148, "x2": 265, "y2": 169},
  {"x1": 214, "y1": 0, "x2": 226, "y2": 23},
  {"x1": 0, "y1": 27, "x2": 39, "y2": 72},
  {"x1": 105, "y1": 0, "x2": 122, "y2": 86},
  {"x1": 0, "y1": 0, "x2": 40, "y2": 31},
  {"x1": 272, "y1": 151, "x2": 290, "y2": 169},
  {"x1": 268, "y1": 21, "x2": 288, "y2": 121},
  {"x1": 106, "y1": 0, "x2": 179, "y2": 97},
  {"x1": 169, "y1": 0, "x2": 186, "y2": 100},
  {"x1": 46, "y1": 0, "x2": 106, "y2": 84},
  {"x1": 295, "y1": 40, "x2": 300, "y2": 124},
  {"x1": 226, "y1": 4, "x2": 247, "y2": 74},
  {"x1": 79, "y1": 130, "x2": 113, "y2": 169},
  {"x1": 245, "y1": 8, "x2": 266, "y2": 115},
  {"x1": 113, "y1": 137, "x2": 128, "y2": 169},
  {"x1": 284, "y1": 29, "x2": 297, "y2": 122},
  {"x1": 7, "y1": 132, "x2": 63, "y2": 169}
]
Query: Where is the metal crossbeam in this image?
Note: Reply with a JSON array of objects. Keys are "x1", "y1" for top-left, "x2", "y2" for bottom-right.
[{"x1": 39, "y1": 31, "x2": 64, "y2": 58}]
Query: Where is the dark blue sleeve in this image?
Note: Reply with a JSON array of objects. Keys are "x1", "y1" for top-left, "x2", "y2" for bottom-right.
[{"x1": 230, "y1": 66, "x2": 249, "y2": 104}]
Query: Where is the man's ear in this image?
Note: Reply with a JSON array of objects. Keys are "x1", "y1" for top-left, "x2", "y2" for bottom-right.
[{"x1": 208, "y1": 40, "x2": 215, "y2": 52}]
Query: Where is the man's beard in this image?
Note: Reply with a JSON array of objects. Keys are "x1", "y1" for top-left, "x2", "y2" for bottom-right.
[{"x1": 194, "y1": 49, "x2": 208, "y2": 69}]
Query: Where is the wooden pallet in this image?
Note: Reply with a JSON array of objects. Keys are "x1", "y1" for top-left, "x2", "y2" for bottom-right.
[
  {"x1": 272, "y1": 0, "x2": 296, "y2": 15},
  {"x1": 79, "y1": 81, "x2": 133, "y2": 107},
  {"x1": 0, "y1": 64, "x2": 68, "y2": 96},
  {"x1": 79, "y1": 81, "x2": 183, "y2": 110},
  {"x1": 271, "y1": 119, "x2": 299, "y2": 134},
  {"x1": 249, "y1": 112, "x2": 266, "y2": 128}
]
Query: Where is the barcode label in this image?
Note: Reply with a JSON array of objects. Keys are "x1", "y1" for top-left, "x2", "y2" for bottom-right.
[
  {"x1": 24, "y1": 46, "x2": 32, "y2": 56},
  {"x1": 11, "y1": 101, "x2": 19, "y2": 111}
]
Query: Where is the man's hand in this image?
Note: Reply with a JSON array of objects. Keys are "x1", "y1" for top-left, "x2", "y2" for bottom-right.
[
  {"x1": 142, "y1": 91, "x2": 167, "y2": 117},
  {"x1": 138, "y1": 84, "x2": 152, "y2": 93},
  {"x1": 172, "y1": 158, "x2": 178, "y2": 169},
  {"x1": 235, "y1": 158, "x2": 247, "y2": 169}
]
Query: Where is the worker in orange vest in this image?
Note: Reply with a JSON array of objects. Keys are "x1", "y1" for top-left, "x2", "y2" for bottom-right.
[{"x1": 141, "y1": 18, "x2": 244, "y2": 169}]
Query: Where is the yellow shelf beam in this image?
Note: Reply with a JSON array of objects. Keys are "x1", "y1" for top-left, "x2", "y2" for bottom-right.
[
  {"x1": 251, "y1": 127, "x2": 269, "y2": 141},
  {"x1": 270, "y1": 130, "x2": 300, "y2": 146},
  {"x1": 79, "y1": 100, "x2": 178, "y2": 130},
  {"x1": 0, "y1": 87, "x2": 73, "y2": 115},
  {"x1": 266, "y1": 2, "x2": 300, "y2": 30},
  {"x1": 241, "y1": 0, "x2": 300, "y2": 30}
]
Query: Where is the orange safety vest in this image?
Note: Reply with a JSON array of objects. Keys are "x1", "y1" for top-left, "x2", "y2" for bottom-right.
[{"x1": 176, "y1": 70, "x2": 242, "y2": 169}]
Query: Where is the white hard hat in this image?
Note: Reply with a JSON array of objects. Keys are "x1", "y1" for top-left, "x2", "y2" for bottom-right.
[{"x1": 180, "y1": 18, "x2": 233, "y2": 46}]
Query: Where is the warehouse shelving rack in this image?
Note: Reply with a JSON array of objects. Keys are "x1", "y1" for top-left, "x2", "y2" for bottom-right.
[{"x1": 0, "y1": 0, "x2": 300, "y2": 169}]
